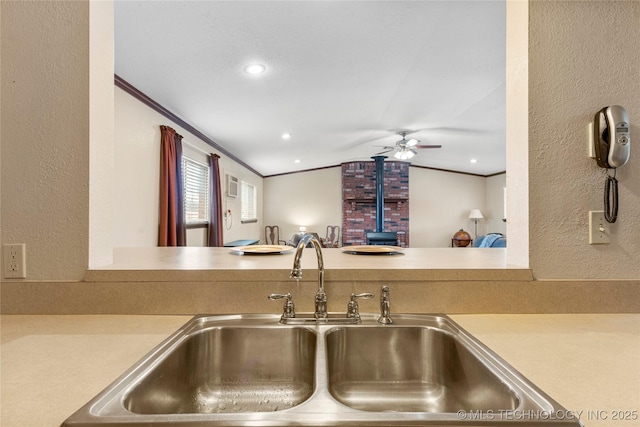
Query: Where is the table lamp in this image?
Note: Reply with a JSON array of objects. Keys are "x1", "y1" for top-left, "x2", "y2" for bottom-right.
[{"x1": 468, "y1": 209, "x2": 484, "y2": 239}]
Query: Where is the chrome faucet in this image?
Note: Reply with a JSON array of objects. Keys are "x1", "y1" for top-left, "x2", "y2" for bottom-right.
[
  {"x1": 377, "y1": 286, "x2": 393, "y2": 324},
  {"x1": 290, "y1": 233, "x2": 327, "y2": 319}
]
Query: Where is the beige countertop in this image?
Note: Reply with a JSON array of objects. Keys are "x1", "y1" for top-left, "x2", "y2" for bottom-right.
[
  {"x1": 83, "y1": 247, "x2": 533, "y2": 282},
  {"x1": 1, "y1": 314, "x2": 639, "y2": 427}
]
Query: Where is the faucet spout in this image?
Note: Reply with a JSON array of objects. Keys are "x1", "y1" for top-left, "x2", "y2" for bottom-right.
[{"x1": 290, "y1": 233, "x2": 327, "y2": 318}]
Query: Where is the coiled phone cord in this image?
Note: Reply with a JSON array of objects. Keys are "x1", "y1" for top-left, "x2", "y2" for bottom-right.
[{"x1": 604, "y1": 168, "x2": 618, "y2": 223}]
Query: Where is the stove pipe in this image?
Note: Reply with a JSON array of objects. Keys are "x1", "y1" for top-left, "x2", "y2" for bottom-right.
[{"x1": 372, "y1": 155, "x2": 387, "y2": 232}]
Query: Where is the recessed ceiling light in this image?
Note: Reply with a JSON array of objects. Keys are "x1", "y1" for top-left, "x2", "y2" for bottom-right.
[
  {"x1": 244, "y1": 64, "x2": 266, "y2": 75},
  {"x1": 470, "y1": 158, "x2": 478, "y2": 163},
  {"x1": 294, "y1": 159, "x2": 301, "y2": 164},
  {"x1": 282, "y1": 133, "x2": 291, "y2": 140}
]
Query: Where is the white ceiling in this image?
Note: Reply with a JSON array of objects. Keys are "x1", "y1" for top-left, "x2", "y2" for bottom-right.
[{"x1": 115, "y1": 1, "x2": 506, "y2": 177}]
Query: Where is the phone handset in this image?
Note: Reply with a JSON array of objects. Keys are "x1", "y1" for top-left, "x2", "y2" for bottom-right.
[
  {"x1": 593, "y1": 105, "x2": 630, "y2": 223},
  {"x1": 594, "y1": 105, "x2": 630, "y2": 169}
]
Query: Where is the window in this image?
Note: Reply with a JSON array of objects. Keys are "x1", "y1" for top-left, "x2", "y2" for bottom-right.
[
  {"x1": 240, "y1": 180, "x2": 257, "y2": 223},
  {"x1": 182, "y1": 155, "x2": 209, "y2": 225}
]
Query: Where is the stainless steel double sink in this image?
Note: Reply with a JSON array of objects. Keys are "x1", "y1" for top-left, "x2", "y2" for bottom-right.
[{"x1": 62, "y1": 314, "x2": 583, "y2": 426}]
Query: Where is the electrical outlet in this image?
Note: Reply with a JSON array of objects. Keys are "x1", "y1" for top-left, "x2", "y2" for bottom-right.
[
  {"x1": 589, "y1": 211, "x2": 610, "y2": 245},
  {"x1": 3, "y1": 244, "x2": 27, "y2": 278}
]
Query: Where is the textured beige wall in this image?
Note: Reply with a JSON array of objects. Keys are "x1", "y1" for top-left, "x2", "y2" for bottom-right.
[
  {"x1": 529, "y1": 1, "x2": 640, "y2": 279},
  {"x1": 263, "y1": 167, "x2": 343, "y2": 242},
  {"x1": 113, "y1": 88, "x2": 264, "y2": 247},
  {"x1": 112, "y1": 88, "x2": 160, "y2": 247},
  {"x1": 409, "y1": 168, "x2": 487, "y2": 247},
  {"x1": 1, "y1": 2, "x2": 91, "y2": 280}
]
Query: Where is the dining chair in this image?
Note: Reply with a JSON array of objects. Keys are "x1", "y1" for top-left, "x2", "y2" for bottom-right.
[
  {"x1": 323, "y1": 225, "x2": 340, "y2": 248},
  {"x1": 264, "y1": 225, "x2": 286, "y2": 245}
]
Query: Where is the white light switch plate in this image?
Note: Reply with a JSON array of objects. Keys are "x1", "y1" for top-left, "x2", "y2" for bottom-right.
[{"x1": 589, "y1": 211, "x2": 610, "y2": 245}]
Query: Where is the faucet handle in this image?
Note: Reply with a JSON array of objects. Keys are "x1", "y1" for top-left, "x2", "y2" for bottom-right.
[
  {"x1": 351, "y1": 292, "x2": 374, "y2": 301},
  {"x1": 346, "y1": 292, "x2": 374, "y2": 320},
  {"x1": 268, "y1": 293, "x2": 295, "y2": 321}
]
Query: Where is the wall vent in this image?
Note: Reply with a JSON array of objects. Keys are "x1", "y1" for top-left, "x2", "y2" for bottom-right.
[{"x1": 226, "y1": 174, "x2": 239, "y2": 198}]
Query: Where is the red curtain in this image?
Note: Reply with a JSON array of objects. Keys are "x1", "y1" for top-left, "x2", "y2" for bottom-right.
[
  {"x1": 207, "y1": 154, "x2": 224, "y2": 247},
  {"x1": 158, "y1": 125, "x2": 186, "y2": 246}
]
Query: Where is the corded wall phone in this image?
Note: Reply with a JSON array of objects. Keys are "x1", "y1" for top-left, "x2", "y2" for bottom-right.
[
  {"x1": 593, "y1": 105, "x2": 630, "y2": 169},
  {"x1": 592, "y1": 105, "x2": 631, "y2": 223}
]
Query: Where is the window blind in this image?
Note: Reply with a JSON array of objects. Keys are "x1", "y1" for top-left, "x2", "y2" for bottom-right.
[
  {"x1": 182, "y1": 156, "x2": 210, "y2": 224},
  {"x1": 241, "y1": 180, "x2": 257, "y2": 222}
]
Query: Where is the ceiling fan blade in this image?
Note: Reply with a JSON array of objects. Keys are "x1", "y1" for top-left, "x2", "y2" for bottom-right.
[
  {"x1": 374, "y1": 149, "x2": 395, "y2": 155},
  {"x1": 415, "y1": 145, "x2": 442, "y2": 149}
]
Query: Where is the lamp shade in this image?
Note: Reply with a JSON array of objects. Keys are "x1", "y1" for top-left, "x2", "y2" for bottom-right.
[
  {"x1": 394, "y1": 150, "x2": 415, "y2": 160},
  {"x1": 468, "y1": 209, "x2": 484, "y2": 220}
]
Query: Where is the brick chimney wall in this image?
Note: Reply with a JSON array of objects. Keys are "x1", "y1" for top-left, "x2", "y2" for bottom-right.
[{"x1": 341, "y1": 161, "x2": 409, "y2": 247}]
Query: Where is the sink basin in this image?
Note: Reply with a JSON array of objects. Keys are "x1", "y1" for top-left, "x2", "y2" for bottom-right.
[
  {"x1": 326, "y1": 326, "x2": 519, "y2": 412},
  {"x1": 124, "y1": 326, "x2": 316, "y2": 414},
  {"x1": 62, "y1": 314, "x2": 583, "y2": 426}
]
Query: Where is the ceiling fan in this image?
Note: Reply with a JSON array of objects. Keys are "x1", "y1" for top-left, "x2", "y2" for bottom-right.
[{"x1": 375, "y1": 131, "x2": 442, "y2": 160}]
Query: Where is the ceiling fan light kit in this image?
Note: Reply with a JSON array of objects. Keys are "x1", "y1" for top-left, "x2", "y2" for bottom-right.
[
  {"x1": 376, "y1": 131, "x2": 442, "y2": 160},
  {"x1": 394, "y1": 149, "x2": 417, "y2": 160}
]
